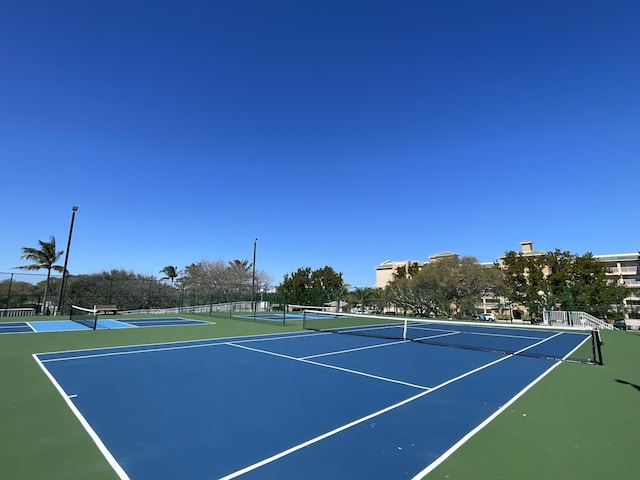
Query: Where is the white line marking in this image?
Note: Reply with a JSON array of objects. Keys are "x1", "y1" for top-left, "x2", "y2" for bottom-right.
[
  {"x1": 301, "y1": 339, "x2": 409, "y2": 360},
  {"x1": 411, "y1": 335, "x2": 565, "y2": 479},
  {"x1": 563, "y1": 333, "x2": 594, "y2": 361},
  {"x1": 228, "y1": 342, "x2": 430, "y2": 390},
  {"x1": 38, "y1": 331, "x2": 337, "y2": 363},
  {"x1": 413, "y1": 331, "x2": 462, "y2": 342},
  {"x1": 32, "y1": 354, "x2": 131, "y2": 480},
  {"x1": 220, "y1": 331, "x2": 565, "y2": 479},
  {"x1": 35, "y1": 330, "x2": 325, "y2": 360},
  {"x1": 409, "y1": 324, "x2": 548, "y2": 341},
  {"x1": 219, "y1": 351, "x2": 513, "y2": 479},
  {"x1": 39, "y1": 341, "x2": 231, "y2": 362}
]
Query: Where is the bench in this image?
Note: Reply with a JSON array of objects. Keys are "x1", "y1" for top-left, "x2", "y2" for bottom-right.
[{"x1": 94, "y1": 305, "x2": 118, "y2": 315}]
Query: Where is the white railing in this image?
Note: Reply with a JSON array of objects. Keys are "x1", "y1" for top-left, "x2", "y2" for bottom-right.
[
  {"x1": 543, "y1": 310, "x2": 614, "y2": 330},
  {"x1": 0, "y1": 308, "x2": 36, "y2": 317}
]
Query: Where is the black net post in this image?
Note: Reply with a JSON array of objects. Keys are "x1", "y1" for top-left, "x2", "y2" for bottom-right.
[{"x1": 592, "y1": 329, "x2": 603, "y2": 365}]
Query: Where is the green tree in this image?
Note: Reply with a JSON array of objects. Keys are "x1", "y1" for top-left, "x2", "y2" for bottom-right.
[
  {"x1": 334, "y1": 283, "x2": 351, "y2": 312},
  {"x1": 500, "y1": 249, "x2": 627, "y2": 319},
  {"x1": 16, "y1": 236, "x2": 64, "y2": 314},
  {"x1": 370, "y1": 287, "x2": 391, "y2": 313},
  {"x1": 387, "y1": 255, "x2": 496, "y2": 318},
  {"x1": 65, "y1": 270, "x2": 179, "y2": 311},
  {"x1": 455, "y1": 256, "x2": 498, "y2": 318},
  {"x1": 392, "y1": 262, "x2": 423, "y2": 280},
  {"x1": 227, "y1": 259, "x2": 252, "y2": 288},
  {"x1": 277, "y1": 266, "x2": 344, "y2": 306},
  {"x1": 498, "y1": 251, "x2": 548, "y2": 319},
  {"x1": 350, "y1": 287, "x2": 376, "y2": 313},
  {"x1": 0, "y1": 278, "x2": 42, "y2": 309}
]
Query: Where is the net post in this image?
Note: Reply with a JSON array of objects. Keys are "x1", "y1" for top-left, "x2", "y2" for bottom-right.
[
  {"x1": 70, "y1": 305, "x2": 100, "y2": 330},
  {"x1": 592, "y1": 329, "x2": 603, "y2": 365},
  {"x1": 282, "y1": 295, "x2": 286, "y2": 326},
  {"x1": 402, "y1": 318, "x2": 408, "y2": 341}
]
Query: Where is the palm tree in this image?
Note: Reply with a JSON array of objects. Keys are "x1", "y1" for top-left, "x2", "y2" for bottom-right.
[
  {"x1": 159, "y1": 265, "x2": 180, "y2": 286},
  {"x1": 16, "y1": 236, "x2": 64, "y2": 315},
  {"x1": 228, "y1": 259, "x2": 251, "y2": 273},
  {"x1": 351, "y1": 287, "x2": 375, "y2": 313},
  {"x1": 227, "y1": 259, "x2": 252, "y2": 295}
]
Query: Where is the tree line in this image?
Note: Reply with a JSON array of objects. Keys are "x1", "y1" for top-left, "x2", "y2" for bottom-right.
[
  {"x1": 3, "y1": 237, "x2": 272, "y2": 314},
  {"x1": 274, "y1": 251, "x2": 629, "y2": 321},
  {"x1": 3, "y1": 236, "x2": 631, "y2": 320}
]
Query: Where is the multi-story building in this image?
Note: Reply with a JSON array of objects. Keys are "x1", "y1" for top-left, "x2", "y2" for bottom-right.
[
  {"x1": 375, "y1": 252, "x2": 456, "y2": 288},
  {"x1": 375, "y1": 241, "x2": 640, "y2": 319},
  {"x1": 375, "y1": 260, "x2": 420, "y2": 288},
  {"x1": 598, "y1": 251, "x2": 640, "y2": 318}
]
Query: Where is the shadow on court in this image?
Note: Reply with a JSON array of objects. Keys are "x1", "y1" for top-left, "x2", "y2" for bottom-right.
[{"x1": 615, "y1": 378, "x2": 640, "y2": 393}]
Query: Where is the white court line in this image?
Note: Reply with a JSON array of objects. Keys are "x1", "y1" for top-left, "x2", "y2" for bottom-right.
[
  {"x1": 37, "y1": 331, "x2": 327, "y2": 363},
  {"x1": 408, "y1": 324, "x2": 549, "y2": 341},
  {"x1": 301, "y1": 338, "x2": 409, "y2": 360},
  {"x1": 228, "y1": 342, "x2": 430, "y2": 390},
  {"x1": 0, "y1": 322, "x2": 36, "y2": 334},
  {"x1": 465, "y1": 330, "x2": 547, "y2": 340},
  {"x1": 411, "y1": 330, "x2": 544, "y2": 344},
  {"x1": 562, "y1": 333, "x2": 594, "y2": 361},
  {"x1": 35, "y1": 325, "x2": 567, "y2": 480},
  {"x1": 32, "y1": 354, "x2": 131, "y2": 480},
  {"x1": 34, "y1": 328, "x2": 313, "y2": 356},
  {"x1": 233, "y1": 330, "x2": 331, "y2": 344},
  {"x1": 413, "y1": 331, "x2": 462, "y2": 342},
  {"x1": 411, "y1": 332, "x2": 566, "y2": 479},
  {"x1": 220, "y1": 332, "x2": 565, "y2": 479},
  {"x1": 0, "y1": 323, "x2": 27, "y2": 329},
  {"x1": 219, "y1": 344, "x2": 528, "y2": 480},
  {"x1": 38, "y1": 341, "x2": 232, "y2": 362}
]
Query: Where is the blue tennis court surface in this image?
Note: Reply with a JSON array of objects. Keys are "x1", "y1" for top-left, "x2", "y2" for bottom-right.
[
  {"x1": 1, "y1": 317, "x2": 209, "y2": 333},
  {"x1": 235, "y1": 312, "x2": 304, "y2": 321},
  {"x1": 0, "y1": 321, "x2": 35, "y2": 333},
  {"x1": 35, "y1": 326, "x2": 591, "y2": 479},
  {"x1": 117, "y1": 318, "x2": 207, "y2": 327}
]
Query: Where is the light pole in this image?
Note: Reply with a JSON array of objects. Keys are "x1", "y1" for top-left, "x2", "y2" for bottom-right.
[
  {"x1": 565, "y1": 281, "x2": 573, "y2": 326},
  {"x1": 252, "y1": 237, "x2": 258, "y2": 317},
  {"x1": 56, "y1": 206, "x2": 78, "y2": 316},
  {"x1": 3, "y1": 273, "x2": 14, "y2": 315}
]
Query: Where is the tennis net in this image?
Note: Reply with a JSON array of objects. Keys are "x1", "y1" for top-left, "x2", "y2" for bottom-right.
[
  {"x1": 69, "y1": 305, "x2": 98, "y2": 330},
  {"x1": 302, "y1": 310, "x2": 603, "y2": 365}
]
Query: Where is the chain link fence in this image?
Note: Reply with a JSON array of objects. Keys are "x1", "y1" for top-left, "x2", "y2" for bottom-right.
[{"x1": 0, "y1": 271, "x2": 288, "y2": 318}]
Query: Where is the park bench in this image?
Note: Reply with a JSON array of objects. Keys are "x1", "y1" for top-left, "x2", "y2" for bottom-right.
[{"x1": 94, "y1": 305, "x2": 118, "y2": 315}]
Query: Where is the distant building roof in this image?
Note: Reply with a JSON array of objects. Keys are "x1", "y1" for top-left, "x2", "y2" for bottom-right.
[
  {"x1": 594, "y1": 252, "x2": 640, "y2": 262},
  {"x1": 429, "y1": 251, "x2": 458, "y2": 261}
]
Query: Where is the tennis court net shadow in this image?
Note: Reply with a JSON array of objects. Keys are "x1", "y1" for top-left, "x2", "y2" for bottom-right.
[{"x1": 615, "y1": 379, "x2": 640, "y2": 392}]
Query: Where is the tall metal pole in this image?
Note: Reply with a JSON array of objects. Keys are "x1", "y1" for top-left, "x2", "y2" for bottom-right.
[
  {"x1": 56, "y1": 206, "x2": 78, "y2": 316},
  {"x1": 3, "y1": 273, "x2": 14, "y2": 315},
  {"x1": 252, "y1": 237, "x2": 258, "y2": 318}
]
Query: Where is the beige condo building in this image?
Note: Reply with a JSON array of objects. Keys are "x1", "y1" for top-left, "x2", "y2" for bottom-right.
[{"x1": 375, "y1": 241, "x2": 640, "y2": 320}]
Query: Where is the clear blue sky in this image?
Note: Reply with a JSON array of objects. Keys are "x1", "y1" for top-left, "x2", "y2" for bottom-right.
[{"x1": 1, "y1": 1, "x2": 638, "y2": 288}]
